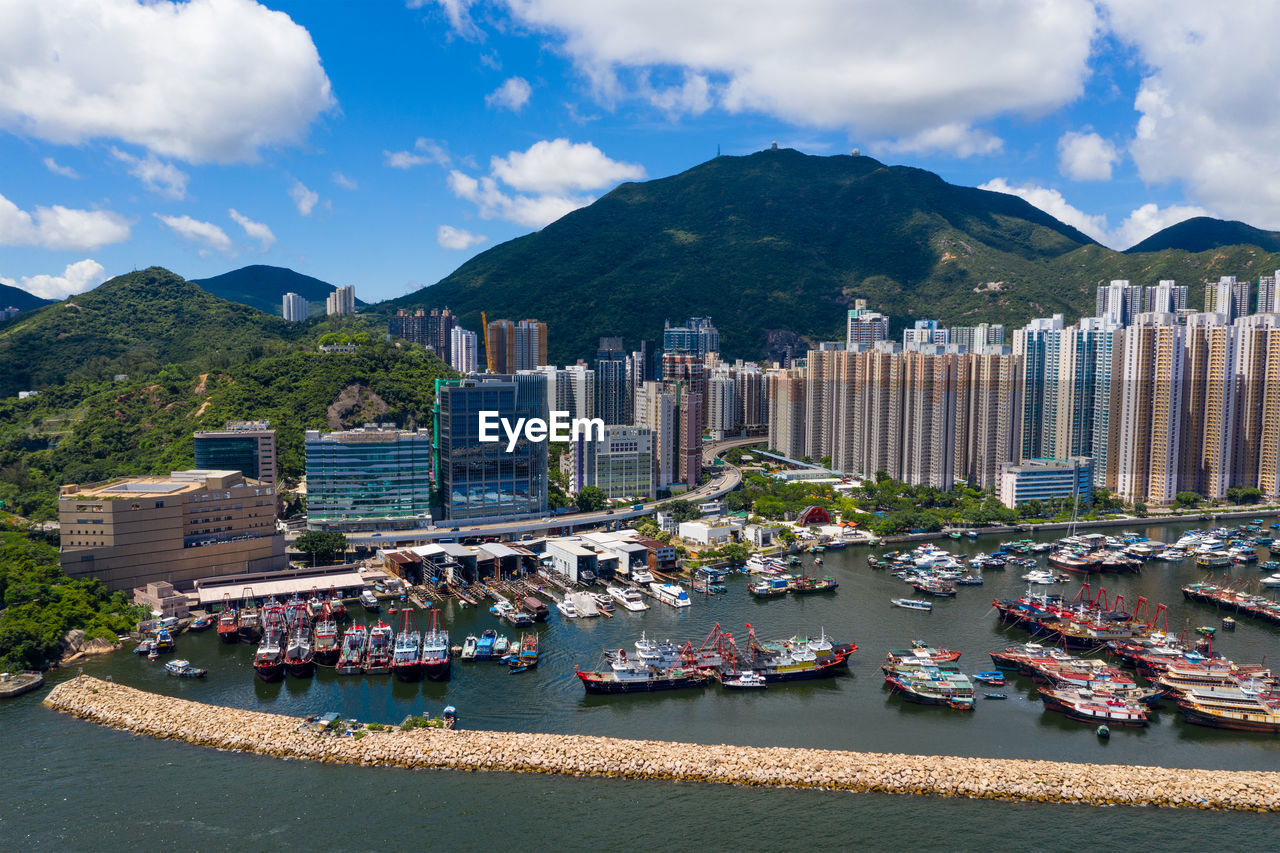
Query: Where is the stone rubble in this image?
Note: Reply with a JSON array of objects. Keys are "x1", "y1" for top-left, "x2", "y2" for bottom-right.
[{"x1": 43, "y1": 676, "x2": 1280, "y2": 812}]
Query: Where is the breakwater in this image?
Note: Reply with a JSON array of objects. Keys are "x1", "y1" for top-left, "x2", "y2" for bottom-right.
[{"x1": 44, "y1": 676, "x2": 1280, "y2": 811}]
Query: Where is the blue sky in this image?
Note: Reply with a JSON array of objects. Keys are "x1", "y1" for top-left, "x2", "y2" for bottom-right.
[{"x1": 3, "y1": 1, "x2": 1278, "y2": 303}]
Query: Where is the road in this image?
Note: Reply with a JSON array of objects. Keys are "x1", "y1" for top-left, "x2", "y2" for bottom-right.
[{"x1": 293, "y1": 435, "x2": 763, "y2": 548}]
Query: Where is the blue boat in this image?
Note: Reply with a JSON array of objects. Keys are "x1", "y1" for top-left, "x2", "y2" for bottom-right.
[
  {"x1": 983, "y1": 693, "x2": 1008, "y2": 700},
  {"x1": 476, "y1": 629, "x2": 496, "y2": 661},
  {"x1": 972, "y1": 670, "x2": 1007, "y2": 685}
]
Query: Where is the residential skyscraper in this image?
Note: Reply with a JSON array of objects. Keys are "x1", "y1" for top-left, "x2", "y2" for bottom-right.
[
  {"x1": 706, "y1": 367, "x2": 739, "y2": 440},
  {"x1": 486, "y1": 319, "x2": 548, "y2": 372},
  {"x1": 595, "y1": 337, "x2": 630, "y2": 425},
  {"x1": 1204, "y1": 276, "x2": 1251, "y2": 322},
  {"x1": 325, "y1": 285, "x2": 355, "y2": 316},
  {"x1": 1095, "y1": 280, "x2": 1142, "y2": 326},
  {"x1": 565, "y1": 425, "x2": 656, "y2": 499},
  {"x1": 902, "y1": 319, "x2": 948, "y2": 349},
  {"x1": 663, "y1": 317, "x2": 719, "y2": 355},
  {"x1": 634, "y1": 380, "x2": 676, "y2": 488},
  {"x1": 449, "y1": 326, "x2": 478, "y2": 374},
  {"x1": 766, "y1": 368, "x2": 806, "y2": 461},
  {"x1": 1115, "y1": 313, "x2": 1184, "y2": 504},
  {"x1": 846, "y1": 300, "x2": 889, "y2": 348},
  {"x1": 1012, "y1": 313, "x2": 1064, "y2": 460},
  {"x1": 1256, "y1": 272, "x2": 1280, "y2": 314},
  {"x1": 533, "y1": 364, "x2": 595, "y2": 421},
  {"x1": 282, "y1": 292, "x2": 309, "y2": 322},
  {"x1": 1143, "y1": 280, "x2": 1188, "y2": 314},
  {"x1": 950, "y1": 323, "x2": 1005, "y2": 349}
]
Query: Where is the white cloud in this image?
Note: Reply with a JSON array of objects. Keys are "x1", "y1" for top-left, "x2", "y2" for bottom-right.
[
  {"x1": 448, "y1": 138, "x2": 645, "y2": 228},
  {"x1": 43, "y1": 157, "x2": 79, "y2": 179},
  {"x1": 288, "y1": 180, "x2": 320, "y2": 216},
  {"x1": 0, "y1": 192, "x2": 130, "y2": 250},
  {"x1": 979, "y1": 178, "x2": 1209, "y2": 249},
  {"x1": 1102, "y1": 1, "x2": 1280, "y2": 228},
  {"x1": 485, "y1": 76, "x2": 532, "y2": 112},
  {"x1": 0, "y1": 0, "x2": 334, "y2": 164},
  {"x1": 412, "y1": 0, "x2": 482, "y2": 41},
  {"x1": 0, "y1": 259, "x2": 106, "y2": 300},
  {"x1": 878, "y1": 123, "x2": 1003, "y2": 158},
  {"x1": 437, "y1": 224, "x2": 488, "y2": 250},
  {"x1": 384, "y1": 137, "x2": 452, "y2": 169},
  {"x1": 332, "y1": 171, "x2": 358, "y2": 190},
  {"x1": 155, "y1": 213, "x2": 233, "y2": 254},
  {"x1": 466, "y1": 0, "x2": 1098, "y2": 156},
  {"x1": 110, "y1": 147, "x2": 189, "y2": 200},
  {"x1": 228, "y1": 208, "x2": 275, "y2": 251},
  {"x1": 642, "y1": 72, "x2": 712, "y2": 118},
  {"x1": 1057, "y1": 131, "x2": 1120, "y2": 181}
]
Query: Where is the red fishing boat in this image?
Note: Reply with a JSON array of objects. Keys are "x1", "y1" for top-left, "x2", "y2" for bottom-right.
[{"x1": 217, "y1": 592, "x2": 239, "y2": 644}]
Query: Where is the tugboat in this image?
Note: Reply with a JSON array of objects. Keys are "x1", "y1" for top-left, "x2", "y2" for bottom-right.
[
  {"x1": 253, "y1": 605, "x2": 287, "y2": 682},
  {"x1": 313, "y1": 612, "x2": 341, "y2": 666},
  {"x1": 363, "y1": 620, "x2": 394, "y2": 675},
  {"x1": 336, "y1": 623, "x2": 367, "y2": 675},
  {"x1": 422, "y1": 608, "x2": 451, "y2": 681},
  {"x1": 284, "y1": 613, "x2": 315, "y2": 678},
  {"x1": 391, "y1": 609, "x2": 424, "y2": 681},
  {"x1": 217, "y1": 592, "x2": 239, "y2": 644}
]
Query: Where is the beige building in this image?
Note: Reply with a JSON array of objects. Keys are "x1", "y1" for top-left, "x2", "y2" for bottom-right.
[
  {"x1": 765, "y1": 367, "x2": 806, "y2": 461},
  {"x1": 60, "y1": 470, "x2": 285, "y2": 592}
]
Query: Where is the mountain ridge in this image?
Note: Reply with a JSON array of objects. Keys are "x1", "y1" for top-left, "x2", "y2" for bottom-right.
[
  {"x1": 190, "y1": 264, "x2": 362, "y2": 316},
  {"x1": 1126, "y1": 216, "x2": 1280, "y2": 254},
  {"x1": 0, "y1": 282, "x2": 54, "y2": 313}
]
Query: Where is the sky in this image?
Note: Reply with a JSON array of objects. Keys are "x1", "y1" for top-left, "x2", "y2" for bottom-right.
[{"x1": 2, "y1": 0, "x2": 1279, "y2": 303}]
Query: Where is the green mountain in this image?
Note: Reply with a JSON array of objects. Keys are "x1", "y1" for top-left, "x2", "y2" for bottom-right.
[
  {"x1": 1126, "y1": 217, "x2": 1280, "y2": 254},
  {"x1": 0, "y1": 282, "x2": 53, "y2": 313},
  {"x1": 190, "y1": 264, "x2": 361, "y2": 316},
  {"x1": 0, "y1": 267, "x2": 302, "y2": 397},
  {"x1": 382, "y1": 149, "x2": 1280, "y2": 362}
]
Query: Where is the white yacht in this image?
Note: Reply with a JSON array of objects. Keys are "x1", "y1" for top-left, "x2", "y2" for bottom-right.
[
  {"x1": 608, "y1": 585, "x2": 649, "y2": 611},
  {"x1": 1021, "y1": 569, "x2": 1058, "y2": 585},
  {"x1": 631, "y1": 569, "x2": 655, "y2": 584},
  {"x1": 650, "y1": 582, "x2": 691, "y2": 608},
  {"x1": 556, "y1": 597, "x2": 580, "y2": 619}
]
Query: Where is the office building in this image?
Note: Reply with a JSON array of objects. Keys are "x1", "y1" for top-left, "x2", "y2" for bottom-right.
[
  {"x1": 59, "y1": 470, "x2": 284, "y2": 591},
  {"x1": 997, "y1": 457, "x2": 1093, "y2": 510},
  {"x1": 845, "y1": 300, "x2": 889, "y2": 348},
  {"x1": 282, "y1": 292, "x2": 309, "y2": 322},
  {"x1": 450, "y1": 326, "x2": 478, "y2": 374},
  {"x1": 305, "y1": 425, "x2": 434, "y2": 530},
  {"x1": 325, "y1": 285, "x2": 356, "y2": 316},
  {"x1": 193, "y1": 420, "x2": 277, "y2": 486},
  {"x1": 595, "y1": 337, "x2": 630, "y2": 425},
  {"x1": 663, "y1": 317, "x2": 719, "y2": 356},
  {"x1": 433, "y1": 374, "x2": 548, "y2": 522},
  {"x1": 565, "y1": 425, "x2": 656, "y2": 499}
]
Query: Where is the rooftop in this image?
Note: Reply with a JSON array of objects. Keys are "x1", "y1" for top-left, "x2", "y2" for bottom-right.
[{"x1": 62, "y1": 470, "x2": 247, "y2": 499}]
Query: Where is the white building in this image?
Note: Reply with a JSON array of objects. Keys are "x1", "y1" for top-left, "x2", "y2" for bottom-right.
[
  {"x1": 450, "y1": 327, "x2": 478, "y2": 374},
  {"x1": 282, "y1": 292, "x2": 309, "y2": 322},
  {"x1": 325, "y1": 285, "x2": 355, "y2": 316},
  {"x1": 678, "y1": 518, "x2": 743, "y2": 546}
]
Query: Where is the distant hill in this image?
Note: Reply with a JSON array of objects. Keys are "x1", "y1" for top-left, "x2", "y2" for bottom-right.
[
  {"x1": 191, "y1": 264, "x2": 362, "y2": 316},
  {"x1": 0, "y1": 267, "x2": 300, "y2": 397},
  {"x1": 1126, "y1": 217, "x2": 1280, "y2": 254},
  {"x1": 0, "y1": 282, "x2": 53, "y2": 313}
]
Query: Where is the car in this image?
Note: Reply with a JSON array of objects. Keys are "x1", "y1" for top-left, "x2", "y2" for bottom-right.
[
  {"x1": 450, "y1": 527, "x2": 461, "y2": 532},
  {"x1": 604, "y1": 509, "x2": 614, "y2": 515}
]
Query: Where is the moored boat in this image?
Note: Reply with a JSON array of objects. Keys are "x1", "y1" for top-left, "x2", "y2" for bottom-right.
[
  {"x1": 237, "y1": 588, "x2": 262, "y2": 644},
  {"x1": 164, "y1": 659, "x2": 207, "y2": 678},
  {"x1": 217, "y1": 592, "x2": 239, "y2": 644},
  {"x1": 359, "y1": 589, "x2": 380, "y2": 612},
  {"x1": 391, "y1": 609, "x2": 424, "y2": 682},
  {"x1": 336, "y1": 623, "x2": 367, "y2": 674},
  {"x1": 651, "y1": 582, "x2": 692, "y2": 608},
  {"x1": 422, "y1": 608, "x2": 451, "y2": 681},
  {"x1": 284, "y1": 613, "x2": 315, "y2": 678},
  {"x1": 891, "y1": 598, "x2": 932, "y2": 611},
  {"x1": 363, "y1": 620, "x2": 394, "y2": 675},
  {"x1": 721, "y1": 671, "x2": 767, "y2": 689},
  {"x1": 252, "y1": 609, "x2": 286, "y2": 682},
  {"x1": 608, "y1": 585, "x2": 649, "y2": 611},
  {"x1": 314, "y1": 617, "x2": 340, "y2": 666},
  {"x1": 1038, "y1": 685, "x2": 1149, "y2": 726}
]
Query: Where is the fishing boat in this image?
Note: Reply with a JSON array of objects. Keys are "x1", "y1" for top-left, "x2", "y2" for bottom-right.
[
  {"x1": 748, "y1": 576, "x2": 791, "y2": 598},
  {"x1": 650, "y1": 582, "x2": 691, "y2": 608},
  {"x1": 390, "y1": 609, "x2": 424, "y2": 681},
  {"x1": 717, "y1": 627, "x2": 855, "y2": 684},
  {"x1": 313, "y1": 616, "x2": 340, "y2": 666},
  {"x1": 476, "y1": 629, "x2": 497, "y2": 660},
  {"x1": 284, "y1": 613, "x2": 315, "y2": 678},
  {"x1": 1038, "y1": 685, "x2": 1149, "y2": 726},
  {"x1": 460, "y1": 635, "x2": 478, "y2": 660},
  {"x1": 363, "y1": 620, "x2": 394, "y2": 675},
  {"x1": 164, "y1": 659, "x2": 208, "y2": 678},
  {"x1": 493, "y1": 634, "x2": 510, "y2": 657},
  {"x1": 327, "y1": 587, "x2": 348, "y2": 622},
  {"x1": 217, "y1": 593, "x2": 239, "y2": 644},
  {"x1": 1176, "y1": 684, "x2": 1280, "y2": 733},
  {"x1": 237, "y1": 589, "x2": 262, "y2": 643},
  {"x1": 886, "y1": 642, "x2": 962, "y2": 664},
  {"x1": 510, "y1": 633, "x2": 538, "y2": 673},
  {"x1": 790, "y1": 572, "x2": 839, "y2": 594},
  {"x1": 359, "y1": 589, "x2": 380, "y2": 612},
  {"x1": 336, "y1": 623, "x2": 367, "y2": 674},
  {"x1": 608, "y1": 585, "x2": 649, "y2": 611},
  {"x1": 884, "y1": 664, "x2": 975, "y2": 709},
  {"x1": 252, "y1": 612, "x2": 286, "y2": 682},
  {"x1": 422, "y1": 608, "x2": 451, "y2": 681},
  {"x1": 911, "y1": 577, "x2": 957, "y2": 597},
  {"x1": 307, "y1": 587, "x2": 327, "y2": 619},
  {"x1": 891, "y1": 598, "x2": 932, "y2": 612},
  {"x1": 152, "y1": 627, "x2": 175, "y2": 654},
  {"x1": 576, "y1": 642, "x2": 709, "y2": 693},
  {"x1": 721, "y1": 671, "x2": 767, "y2": 689}
]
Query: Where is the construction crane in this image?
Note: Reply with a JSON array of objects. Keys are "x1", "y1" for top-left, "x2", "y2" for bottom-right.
[{"x1": 482, "y1": 311, "x2": 495, "y2": 373}]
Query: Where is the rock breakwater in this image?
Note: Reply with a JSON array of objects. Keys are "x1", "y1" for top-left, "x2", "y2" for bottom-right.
[{"x1": 44, "y1": 676, "x2": 1280, "y2": 811}]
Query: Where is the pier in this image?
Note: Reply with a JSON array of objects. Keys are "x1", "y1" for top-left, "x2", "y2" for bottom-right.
[{"x1": 44, "y1": 676, "x2": 1280, "y2": 812}]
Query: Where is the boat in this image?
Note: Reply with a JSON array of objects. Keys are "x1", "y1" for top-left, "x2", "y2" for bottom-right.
[
  {"x1": 363, "y1": 620, "x2": 394, "y2": 675},
  {"x1": 476, "y1": 628, "x2": 497, "y2": 660},
  {"x1": 359, "y1": 589, "x2": 380, "y2": 612},
  {"x1": 576, "y1": 642, "x2": 709, "y2": 693},
  {"x1": 327, "y1": 588, "x2": 348, "y2": 622},
  {"x1": 1176, "y1": 684, "x2": 1280, "y2": 733},
  {"x1": 631, "y1": 569, "x2": 655, "y2": 584},
  {"x1": 556, "y1": 597, "x2": 580, "y2": 618},
  {"x1": 722, "y1": 671, "x2": 767, "y2": 689},
  {"x1": 188, "y1": 615, "x2": 214, "y2": 632},
  {"x1": 236, "y1": 588, "x2": 262, "y2": 643},
  {"x1": 492, "y1": 634, "x2": 510, "y2": 657},
  {"x1": 972, "y1": 670, "x2": 1007, "y2": 686},
  {"x1": 911, "y1": 577, "x2": 957, "y2": 597},
  {"x1": 313, "y1": 616, "x2": 340, "y2": 666},
  {"x1": 593, "y1": 593, "x2": 616, "y2": 614},
  {"x1": 608, "y1": 585, "x2": 649, "y2": 612},
  {"x1": 422, "y1": 608, "x2": 451, "y2": 681},
  {"x1": 489, "y1": 600, "x2": 515, "y2": 619},
  {"x1": 252, "y1": 611, "x2": 286, "y2": 682},
  {"x1": 1222, "y1": 617, "x2": 1237, "y2": 630},
  {"x1": 955, "y1": 575, "x2": 984, "y2": 586},
  {"x1": 984, "y1": 693, "x2": 1008, "y2": 700},
  {"x1": 1261, "y1": 573, "x2": 1280, "y2": 588},
  {"x1": 520, "y1": 596, "x2": 550, "y2": 622},
  {"x1": 164, "y1": 659, "x2": 207, "y2": 678},
  {"x1": 152, "y1": 627, "x2": 175, "y2": 654},
  {"x1": 307, "y1": 587, "x2": 327, "y2": 619},
  {"x1": 336, "y1": 623, "x2": 367, "y2": 674},
  {"x1": 1195, "y1": 551, "x2": 1232, "y2": 569},
  {"x1": 217, "y1": 593, "x2": 239, "y2": 644},
  {"x1": 650, "y1": 582, "x2": 691, "y2": 608},
  {"x1": 460, "y1": 635, "x2": 478, "y2": 660},
  {"x1": 748, "y1": 576, "x2": 791, "y2": 598},
  {"x1": 1038, "y1": 685, "x2": 1149, "y2": 726},
  {"x1": 510, "y1": 632, "x2": 538, "y2": 673},
  {"x1": 718, "y1": 626, "x2": 855, "y2": 684},
  {"x1": 390, "y1": 609, "x2": 424, "y2": 681},
  {"x1": 284, "y1": 614, "x2": 316, "y2": 678},
  {"x1": 133, "y1": 639, "x2": 154, "y2": 656},
  {"x1": 790, "y1": 573, "x2": 839, "y2": 595},
  {"x1": 1020, "y1": 570, "x2": 1058, "y2": 585},
  {"x1": 885, "y1": 663, "x2": 975, "y2": 709},
  {"x1": 891, "y1": 598, "x2": 932, "y2": 611}
]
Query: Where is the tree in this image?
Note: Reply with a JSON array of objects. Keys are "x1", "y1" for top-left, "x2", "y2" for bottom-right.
[
  {"x1": 293, "y1": 531, "x2": 348, "y2": 565},
  {"x1": 666, "y1": 499, "x2": 702, "y2": 523},
  {"x1": 1132, "y1": 501, "x2": 1148, "y2": 518},
  {"x1": 575, "y1": 486, "x2": 608, "y2": 513},
  {"x1": 721, "y1": 542, "x2": 751, "y2": 565},
  {"x1": 1226, "y1": 486, "x2": 1263, "y2": 505},
  {"x1": 1173, "y1": 491, "x2": 1201, "y2": 509}
]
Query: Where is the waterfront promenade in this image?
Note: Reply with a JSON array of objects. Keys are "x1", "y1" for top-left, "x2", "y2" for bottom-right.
[{"x1": 45, "y1": 676, "x2": 1280, "y2": 812}]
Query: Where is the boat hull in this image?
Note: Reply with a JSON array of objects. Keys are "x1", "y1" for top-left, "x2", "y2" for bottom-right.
[
  {"x1": 285, "y1": 656, "x2": 315, "y2": 678},
  {"x1": 253, "y1": 659, "x2": 285, "y2": 682},
  {"x1": 392, "y1": 661, "x2": 425, "y2": 682},
  {"x1": 424, "y1": 658, "x2": 452, "y2": 681},
  {"x1": 1177, "y1": 703, "x2": 1280, "y2": 733},
  {"x1": 1039, "y1": 692, "x2": 1147, "y2": 726},
  {"x1": 577, "y1": 671, "x2": 708, "y2": 694}
]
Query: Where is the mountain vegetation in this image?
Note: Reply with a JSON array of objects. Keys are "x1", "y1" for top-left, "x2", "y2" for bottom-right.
[
  {"x1": 191, "y1": 264, "x2": 361, "y2": 316},
  {"x1": 0, "y1": 282, "x2": 53, "y2": 313},
  {"x1": 1126, "y1": 217, "x2": 1280, "y2": 254},
  {"x1": 380, "y1": 149, "x2": 1280, "y2": 362}
]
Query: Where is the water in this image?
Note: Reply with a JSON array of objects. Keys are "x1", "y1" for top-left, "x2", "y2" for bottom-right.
[{"x1": 5, "y1": 520, "x2": 1279, "y2": 847}]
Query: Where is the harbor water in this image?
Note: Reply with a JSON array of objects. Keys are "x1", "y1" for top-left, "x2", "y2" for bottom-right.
[{"x1": 6, "y1": 520, "x2": 1280, "y2": 848}]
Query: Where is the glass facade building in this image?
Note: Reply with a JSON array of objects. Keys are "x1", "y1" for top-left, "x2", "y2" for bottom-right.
[
  {"x1": 434, "y1": 374, "x2": 548, "y2": 523},
  {"x1": 193, "y1": 421, "x2": 276, "y2": 485},
  {"x1": 304, "y1": 425, "x2": 433, "y2": 529}
]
